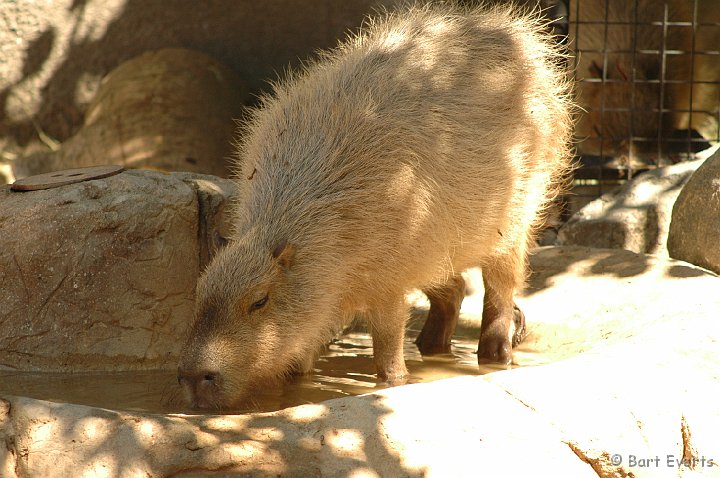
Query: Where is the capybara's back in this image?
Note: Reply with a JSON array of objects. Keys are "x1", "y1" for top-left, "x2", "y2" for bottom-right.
[{"x1": 178, "y1": 4, "x2": 575, "y2": 410}]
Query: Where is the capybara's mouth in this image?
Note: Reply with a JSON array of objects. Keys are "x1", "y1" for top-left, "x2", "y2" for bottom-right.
[
  {"x1": 183, "y1": 386, "x2": 243, "y2": 413},
  {"x1": 179, "y1": 368, "x2": 283, "y2": 413}
]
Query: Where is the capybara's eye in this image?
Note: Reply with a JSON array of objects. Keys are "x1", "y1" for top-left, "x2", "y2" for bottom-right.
[
  {"x1": 589, "y1": 60, "x2": 604, "y2": 79},
  {"x1": 250, "y1": 294, "x2": 269, "y2": 312}
]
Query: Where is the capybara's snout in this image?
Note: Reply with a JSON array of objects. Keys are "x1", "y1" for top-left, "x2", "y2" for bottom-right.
[{"x1": 177, "y1": 364, "x2": 224, "y2": 410}]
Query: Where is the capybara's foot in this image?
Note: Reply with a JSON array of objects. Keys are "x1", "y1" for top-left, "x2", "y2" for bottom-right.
[
  {"x1": 477, "y1": 332, "x2": 513, "y2": 365},
  {"x1": 375, "y1": 352, "x2": 409, "y2": 386},
  {"x1": 377, "y1": 367, "x2": 410, "y2": 387},
  {"x1": 415, "y1": 328, "x2": 451, "y2": 355},
  {"x1": 512, "y1": 303, "x2": 527, "y2": 347},
  {"x1": 478, "y1": 303, "x2": 525, "y2": 364},
  {"x1": 370, "y1": 301, "x2": 410, "y2": 386}
]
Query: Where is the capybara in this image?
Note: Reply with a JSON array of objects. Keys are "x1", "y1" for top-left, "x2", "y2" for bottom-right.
[
  {"x1": 178, "y1": 3, "x2": 575, "y2": 410},
  {"x1": 571, "y1": 0, "x2": 720, "y2": 164}
]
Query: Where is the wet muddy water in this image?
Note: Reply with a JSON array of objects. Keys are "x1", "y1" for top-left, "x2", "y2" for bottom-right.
[
  {"x1": 0, "y1": 314, "x2": 548, "y2": 415},
  {"x1": 0, "y1": 286, "x2": 557, "y2": 415}
]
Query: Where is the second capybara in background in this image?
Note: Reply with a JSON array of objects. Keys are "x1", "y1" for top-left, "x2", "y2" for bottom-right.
[
  {"x1": 178, "y1": 2, "x2": 575, "y2": 410},
  {"x1": 571, "y1": 0, "x2": 720, "y2": 164}
]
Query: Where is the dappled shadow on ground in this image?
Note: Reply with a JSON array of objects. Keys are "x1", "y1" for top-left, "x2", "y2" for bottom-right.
[
  {"x1": 666, "y1": 264, "x2": 711, "y2": 278},
  {"x1": 523, "y1": 245, "x2": 718, "y2": 298},
  {"x1": 523, "y1": 246, "x2": 652, "y2": 296},
  {"x1": 1, "y1": 392, "x2": 420, "y2": 477}
]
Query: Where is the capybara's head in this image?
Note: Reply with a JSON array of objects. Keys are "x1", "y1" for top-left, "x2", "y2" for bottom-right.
[
  {"x1": 575, "y1": 57, "x2": 664, "y2": 163},
  {"x1": 178, "y1": 235, "x2": 322, "y2": 410}
]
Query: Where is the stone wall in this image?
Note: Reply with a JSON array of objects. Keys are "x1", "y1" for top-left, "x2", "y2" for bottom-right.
[{"x1": 0, "y1": 170, "x2": 237, "y2": 371}]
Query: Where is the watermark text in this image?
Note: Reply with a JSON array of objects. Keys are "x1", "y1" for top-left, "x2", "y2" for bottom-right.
[{"x1": 610, "y1": 454, "x2": 715, "y2": 468}]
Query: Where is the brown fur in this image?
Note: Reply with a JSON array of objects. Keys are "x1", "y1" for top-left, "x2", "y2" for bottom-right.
[
  {"x1": 571, "y1": 0, "x2": 720, "y2": 163},
  {"x1": 178, "y1": 2, "x2": 575, "y2": 410}
]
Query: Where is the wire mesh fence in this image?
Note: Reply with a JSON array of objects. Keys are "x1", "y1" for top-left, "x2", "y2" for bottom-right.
[{"x1": 567, "y1": 0, "x2": 720, "y2": 209}]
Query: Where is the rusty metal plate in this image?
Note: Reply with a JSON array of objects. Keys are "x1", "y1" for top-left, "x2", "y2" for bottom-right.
[{"x1": 11, "y1": 165, "x2": 125, "y2": 192}]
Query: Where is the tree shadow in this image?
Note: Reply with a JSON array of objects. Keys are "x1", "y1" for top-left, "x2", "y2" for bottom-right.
[
  {"x1": 20, "y1": 29, "x2": 56, "y2": 80},
  {"x1": 560, "y1": 165, "x2": 694, "y2": 249},
  {"x1": 522, "y1": 245, "x2": 655, "y2": 296},
  {"x1": 2, "y1": 392, "x2": 420, "y2": 477}
]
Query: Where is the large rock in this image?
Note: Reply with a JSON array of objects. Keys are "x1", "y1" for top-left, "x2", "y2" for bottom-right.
[
  {"x1": 1, "y1": 246, "x2": 719, "y2": 477},
  {"x1": 0, "y1": 169, "x2": 237, "y2": 372},
  {"x1": 11, "y1": 48, "x2": 247, "y2": 179},
  {"x1": 557, "y1": 159, "x2": 704, "y2": 256},
  {"x1": 668, "y1": 150, "x2": 720, "y2": 274}
]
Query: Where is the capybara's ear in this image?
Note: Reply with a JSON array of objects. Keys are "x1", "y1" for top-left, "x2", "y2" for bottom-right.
[{"x1": 272, "y1": 240, "x2": 296, "y2": 270}]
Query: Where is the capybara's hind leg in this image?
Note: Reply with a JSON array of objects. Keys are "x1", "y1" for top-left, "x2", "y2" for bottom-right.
[
  {"x1": 416, "y1": 275, "x2": 466, "y2": 355},
  {"x1": 368, "y1": 299, "x2": 410, "y2": 385},
  {"x1": 477, "y1": 260, "x2": 526, "y2": 365}
]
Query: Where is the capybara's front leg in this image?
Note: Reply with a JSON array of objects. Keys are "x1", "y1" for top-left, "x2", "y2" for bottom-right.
[
  {"x1": 416, "y1": 275, "x2": 466, "y2": 355},
  {"x1": 477, "y1": 264, "x2": 526, "y2": 365},
  {"x1": 368, "y1": 300, "x2": 409, "y2": 385}
]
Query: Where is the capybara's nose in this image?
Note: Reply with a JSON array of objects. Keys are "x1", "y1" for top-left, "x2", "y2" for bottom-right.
[
  {"x1": 177, "y1": 369, "x2": 219, "y2": 387},
  {"x1": 177, "y1": 368, "x2": 220, "y2": 409}
]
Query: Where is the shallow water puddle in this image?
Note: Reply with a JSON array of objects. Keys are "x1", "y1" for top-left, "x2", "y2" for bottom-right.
[
  {"x1": 0, "y1": 321, "x2": 546, "y2": 415},
  {"x1": 0, "y1": 270, "x2": 578, "y2": 415}
]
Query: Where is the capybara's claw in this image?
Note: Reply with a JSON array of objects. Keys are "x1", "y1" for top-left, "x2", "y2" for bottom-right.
[
  {"x1": 381, "y1": 374, "x2": 410, "y2": 387},
  {"x1": 512, "y1": 304, "x2": 527, "y2": 347},
  {"x1": 376, "y1": 367, "x2": 410, "y2": 387}
]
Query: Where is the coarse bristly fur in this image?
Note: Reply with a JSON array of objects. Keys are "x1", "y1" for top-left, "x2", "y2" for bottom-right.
[{"x1": 178, "y1": 1, "x2": 576, "y2": 410}]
